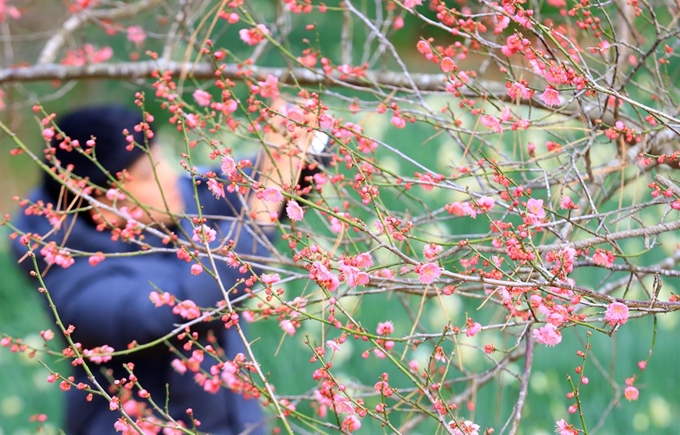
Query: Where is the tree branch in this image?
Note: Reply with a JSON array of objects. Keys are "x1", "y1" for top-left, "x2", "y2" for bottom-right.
[
  {"x1": 37, "y1": 0, "x2": 164, "y2": 65},
  {"x1": 0, "y1": 60, "x2": 457, "y2": 90}
]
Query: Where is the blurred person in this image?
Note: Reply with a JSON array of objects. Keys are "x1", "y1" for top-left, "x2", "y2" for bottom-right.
[{"x1": 10, "y1": 103, "x2": 327, "y2": 435}]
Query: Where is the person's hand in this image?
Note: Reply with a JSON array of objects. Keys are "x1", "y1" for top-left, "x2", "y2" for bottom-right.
[{"x1": 265, "y1": 98, "x2": 320, "y2": 156}]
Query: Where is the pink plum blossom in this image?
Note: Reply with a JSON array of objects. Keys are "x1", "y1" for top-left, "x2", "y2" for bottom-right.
[
  {"x1": 40, "y1": 244, "x2": 74, "y2": 268},
  {"x1": 605, "y1": 301, "x2": 629, "y2": 325},
  {"x1": 0, "y1": 2, "x2": 21, "y2": 21},
  {"x1": 555, "y1": 419, "x2": 578, "y2": 435},
  {"x1": 149, "y1": 291, "x2": 175, "y2": 307},
  {"x1": 446, "y1": 201, "x2": 477, "y2": 218},
  {"x1": 220, "y1": 11, "x2": 239, "y2": 23},
  {"x1": 449, "y1": 420, "x2": 480, "y2": 435},
  {"x1": 540, "y1": 87, "x2": 561, "y2": 106},
  {"x1": 261, "y1": 273, "x2": 281, "y2": 285},
  {"x1": 319, "y1": 113, "x2": 335, "y2": 130},
  {"x1": 377, "y1": 321, "x2": 394, "y2": 335},
  {"x1": 624, "y1": 386, "x2": 639, "y2": 401},
  {"x1": 239, "y1": 24, "x2": 269, "y2": 45},
  {"x1": 423, "y1": 243, "x2": 442, "y2": 259},
  {"x1": 477, "y1": 196, "x2": 495, "y2": 212},
  {"x1": 533, "y1": 323, "x2": 562, "y2": 347},
  {"x1": 592, "y1": 249, "x2": 614, "y2": 268},
  {"x1": 207, "y1": 178, "x2": 225, "y2": 199},
  {"x1": 286, "y1": 200, "x2": 304, "y2": 221},
  {"x1": 173, "y1": 300, "x2": 200, "y2": 319},
  {"x1": 126, "y1": 26, "x2": 146, "y2": 47},
  {"x1": 339, "y1": 264, "x2": 369, "y2": 288},
  {"x1": 480, "y1": 115, "x2": 502, "y2": 133},
  {"x1": 256, "y1": 74, "x2": 279, "y2": 99},
  {"x1": 355, "y1": 252, "x2": 373, "y2": 268},
  {"x1": 403, "y1": 0, "x2": 423, "y2": 10},
  {"x1": 500, "y1": 106, "x2": 512, "y2": 122},
  {"x1": 508, "y1": 81, "x2": 532, "y2": 99},
  {"x1": 261, "y1": 187, "x2": 284, "y2": 203},
  {"x1": 560, "y1": 195, "x2": 576, "y2": 210},
  {"x1": 418, "y1": 262, "x2": 442, "y2": 284},
  {"x1": 334, "y1": 395, "x2": 355, "y2": 414},
  {"x1": 42, "y1": 128, "x2": 54, "y2": 140},
  {"x1": 83, "y1": 345, "x2": 114, "y2": 364},
  {"x1": 310, "y1": 262, "x2": 340, "y2": 292},
  {"x1": 466, "y1": 322, "x2": 482, "y2": 337},
  {"x1": 326, "y1": 340, "x2": 340, "y2": 352},
  {"x1": 526, "y1": 198, "x2": 546, "y2": 219},
  {"x1": 417, "y1": 40, "x2": 433, "y2": 59},
  {"x1": 221, "y1": 155, "x2": 236, "y2": 177},
  {"x1": 105, "y1": 188, "x2": 125, "y2": 201},
  {"x1": 547, "y1": 0, "x2": 567, "y2": 7},
  {"x1": 341, "y1": 415, "x2": 361, "y2": 432},
  {"x1": 193, "y1": 89, "x2": 212, "y2": 107},
  {"x1": 440, "y1": 57, "x2": 456, "y2": 73},
  {"x1": 62, "y1": 44, "x2": 112, "y2": 66},
  {"x1": 88, "y1": 253, "x2": 105, "y2": 267},
  {"x1": 192, "y1": 224, "x2": 216, "y2": 243},
  {"x1": 391, "y1": 115, "x2": 406, "y2": 129},
  {"x1": 280, "y1": 319, "x2": 296, "y2": 336}
]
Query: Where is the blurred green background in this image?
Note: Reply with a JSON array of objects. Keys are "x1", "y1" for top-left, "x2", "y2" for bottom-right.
[{"x1": 2, "y1": 1, "x2": 680, "y2": 434}]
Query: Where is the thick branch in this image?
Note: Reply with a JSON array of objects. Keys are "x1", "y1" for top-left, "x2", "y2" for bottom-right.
[
  {"x1": 3, "y1": 61, "x2": 661, "y2": 133},
  {"x1": 0, "y1": 61, "x2": 457, "y2": 90}
]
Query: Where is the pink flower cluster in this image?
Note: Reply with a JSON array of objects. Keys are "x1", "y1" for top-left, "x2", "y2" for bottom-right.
[
  {"x1": 193, "y1": 89, "x2": 212, "y2": 107},
  {"x1": 533, "y1": 323, "x2": 562, "y2": 347},
  {"x1": 83, "y1": 345, "x2": 114, "y2": 364},
  {"x1": 126, "y1": 26, "x2": 146, "y2": 47},
  {"x1": 0, "y1": 1, "x2": 21, "y2": 22},
  {"x1": 149, "y1": 291, "x2": 176, "y2": 307},
  {"x1": 592, "y1": 249, "x2": 615, "y2": 268},
  {"x1": 173, "y1": 300, "x2": 201, "y2": 320},
  {"x1": 239, "y1": 24, "x2": 269, "y2": 45},
  {"x1": 261, "y1": 187, "x2": 284, "y2": 204},
  {"x1": 423, "y1": 243, "x2": 443, "y2": 259},
  {"x1": 445, "y1": 196, "x2": 494, "y2": 219},
  {"x1": 526, "y1": 198, "x2": 546, "y2": 220},
  {"x1": 221, "y1": 155, "x2": 237, "y2": 177},
  {"x1": 192, "y1": 224, "x2": 217, "y2": 244},
  {"x1": 253, "y1": 74, "x2": 279, "y2": 99},
  {"x1": 403, "y1": 0, "x2": 423, "y2": 10},
  {"x1": 545, "y1": 247, "x2": 576, "y2": 278},
  {"x1": 376, "y1": 321, "x2": 394, "y2": 335},
  {"x1": 62, "y1": 44, "x2": 113, "y2": 66},
  {"x1": 309, "y1": 261, "x2": 340, "y2": 292},
  {"x1": 341, "y1": 253, "x2": 372, "y2": 283},
  {"x1": 555, "y1": 419, "x2": 579, "y2": 435},
  {"x1": 507, "y1": 81, "x2": 533, "y2": 100},
  {"x1": 40, "y1": 242, "x2": 75, "y2": 268},
  {"x1": 448, "y1": 419, "x2": 480, "y2": 435}
]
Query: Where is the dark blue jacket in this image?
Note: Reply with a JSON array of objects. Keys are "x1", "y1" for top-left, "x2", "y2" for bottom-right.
[{"x1": 11, "y1": 175, "x2": 271, "y2": 435}]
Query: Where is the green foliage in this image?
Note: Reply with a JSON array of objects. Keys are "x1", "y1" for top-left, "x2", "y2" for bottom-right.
[{"x1": 0, "y1": 233, "x2": 66, "y2": 434}]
